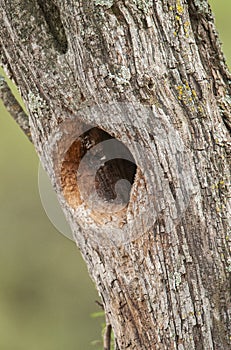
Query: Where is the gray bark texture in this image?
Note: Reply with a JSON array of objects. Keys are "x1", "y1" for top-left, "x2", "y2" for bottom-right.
[{"x1": 0, "y1": 0, "x2": 231, "y2": 349}]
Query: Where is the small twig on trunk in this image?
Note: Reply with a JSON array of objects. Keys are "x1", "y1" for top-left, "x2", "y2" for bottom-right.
[
  {"x1": 104, "y1": 323, "x2": 112, "y2": 350},
  {"x1": 95, "y1": 300, "x2": 104, "y2": 310},
  {"x1": 0, "y1": 74, "x2": 32, "y2": 142}
]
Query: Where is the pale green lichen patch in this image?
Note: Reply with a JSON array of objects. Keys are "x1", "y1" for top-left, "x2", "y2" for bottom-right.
[
  {"x1": 120, "y1": 66, "x2": 131, "y2": 81},
  {"x1": 109, "y1": 65, "x2": 131, "y2": 92},
  {"x1": 133, "y1": 0, "x2": 152, "y2": 15},
  {"x1": 94, "y1": 0, "x2": 114, "y2": 9},
  {"x1": 226, "y1": 258, "x2": 231, "y2": 273},
  {"x1": 194, "y1": 0, "x2": 210, "y2": 15},
  {"x1": 173, "y1": 272, "x2": 182, "y2": 288},
  {"x1": 28, "y1": 91, "x2": 49, "y2": 118}
]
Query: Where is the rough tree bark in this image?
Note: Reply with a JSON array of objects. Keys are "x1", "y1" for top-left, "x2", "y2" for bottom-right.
[{"x1": 0, "y1": 0, "x2": 230, "y2": 349}]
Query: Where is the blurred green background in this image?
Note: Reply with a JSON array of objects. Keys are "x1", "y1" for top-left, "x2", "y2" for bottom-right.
[
  {"x1": 0, "y1": 2, "x2": 230, "y2": 350},
  {"x1": 210, "y1": 0, "x2": 231, "y2": 68},
  {"x1": 0, "y1": 102, "x2": 100, "y2": 349}
]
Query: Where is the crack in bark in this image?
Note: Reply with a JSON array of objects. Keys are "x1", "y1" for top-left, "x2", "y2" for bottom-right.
[{"x1": 36, "y1": 0, "x2": 68, "y2": 54}]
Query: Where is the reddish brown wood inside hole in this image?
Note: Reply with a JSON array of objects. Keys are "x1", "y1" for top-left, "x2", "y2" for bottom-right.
[{"x1": 60, "y1": 127, "x2": 137, "y2": 219}]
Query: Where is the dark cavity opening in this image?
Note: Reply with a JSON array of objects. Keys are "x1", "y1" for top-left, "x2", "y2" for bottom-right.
[
  {"x1": 78, "y1": 127, "x2": 137, "y2": 206},
  {"x1": 37, "y1": 0, "x2": 68, "y2": 54}
]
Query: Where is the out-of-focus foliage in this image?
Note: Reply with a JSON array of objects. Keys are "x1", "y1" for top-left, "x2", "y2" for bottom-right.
[
  {"x1": 209, "y1": 0, "x2": 231, "y2": 67},
  {"x1": 0, "y1": 75, "x2": 99, "y2": 349},
  {"x1": 0, "y1": 2, "x2": 229, "y2": 349}
]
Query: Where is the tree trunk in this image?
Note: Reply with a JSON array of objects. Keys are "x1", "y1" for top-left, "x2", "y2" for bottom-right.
[{"x1": 0, "y1": 1, "x2": 230, "y2": 349}]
